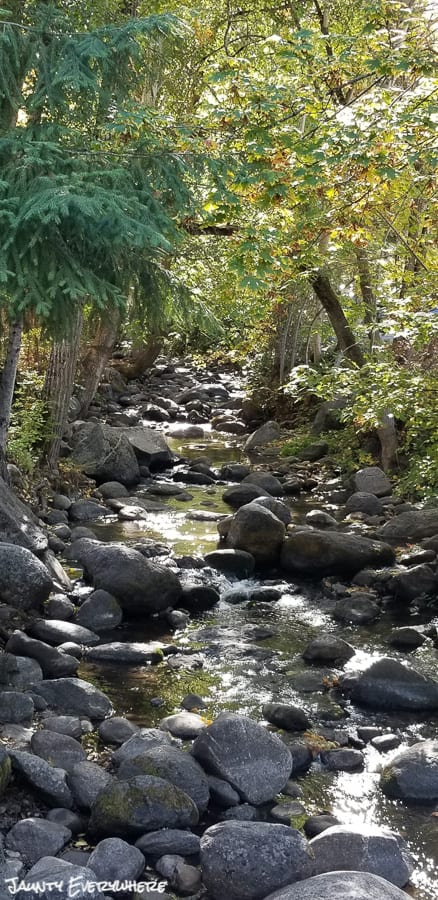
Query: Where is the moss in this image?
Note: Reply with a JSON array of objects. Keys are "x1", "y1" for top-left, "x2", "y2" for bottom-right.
[
  {"x1": 289, "y1": 813, "x2": 308, "y2": 831},
  {"x1": 0, "y1": 753, "x2": 11, "y2": 797}
]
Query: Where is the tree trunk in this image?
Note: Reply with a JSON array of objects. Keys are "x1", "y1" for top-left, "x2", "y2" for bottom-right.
[
  {"x1": 43, "y1": 309, "x2": 83, "y2": 470},
  {"x1": 311, "y1": 271, "x2": 365, "y2": 367},
  {"x1": 111, "y1": 335, "x2": 163, "y2": 380},
  {"x1": 355, "y1": 247, "x2": 375, "y2": 326},
  {"x1": 0, "y1": 317, "x2": 23, "y2": 453},
  {"x1": 79, "y1": 308, "x2": 121, "y2": 418},
  {"x1": 377, "y1": 411, "x2": 399, "y2": 471}
]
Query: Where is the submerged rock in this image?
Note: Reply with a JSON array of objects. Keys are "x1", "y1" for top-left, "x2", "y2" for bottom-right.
[{"x1": 340, "y1": 658, "x2": 438, "y2": 710}]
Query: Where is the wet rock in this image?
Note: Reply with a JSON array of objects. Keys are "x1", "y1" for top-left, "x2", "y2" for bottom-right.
[
  {"x1": 304, "y1": 814, "x2": 341, "y2": 837},
  {"x1": 320, "y1": 749, "x2": 364, "y2": 771},
  {"x1": 97, "y1": 481, "x2": 130, "y2": 499},
  {"x1": 98, "y1": 717, "x2": 139, "y2": 746},
  {"x1": 68, "y1": 539, "x2": 182, "y2": 615},
  {"x1": 386, "y1": 565, "x2": 438, "y2": 602},
  {"x1": 192, "y1": 712, "x2": 292, "y2": 805},
  {"x1": 225, "y1": 504, "x2": 286, "y2": 565},
  {"x1": 244, "y1": 421, "x2": 281, "y2": 452},
  {"x1": 32, "y1": 677, "x2": 113, "y2": 720},
  {"x1": 180, "y1": 583, "x2": 219, "y2": 613},
  {"x1": 333, "y1": 595, "x2": 380, "y2": 625},
  {"x1": 28, "y1": 619, "x2": 99, "y2": 647},
  {"x1": 243, "y1": 473, "x2": 284, "y2": 496},
  {"x1": 281, "y1": 531, "x2": 394, "y2": 577},
  {"x1": 118, "y1": 745, "x2": 210, "y2": 813},
  {"x1": 10, "y1": 750, "x2": 73, "y2": 808},
  {"x1": 88, "y1": 775, "x2": 199, "y2": 837},
  {"x1": 204, "y1": 549, "x2": 255, "y2": 578},
  {"x1": 303, "y1": 635, "x2": 355, "y2": 664},
  {"x1": 75, "y1": 590, "x2": 123, "y2": 632},
  {"x1": 67, "y1": 761, "x2": 112, "y2": 810},
  {"x1": 245, "y1": 871, "x2": 413, "y2": 900},
  {"x1": 30, "y1": 730, "x2": 86, "y2": 772},
  {"x1": 181, "y1": 693, "x2": 207, "y2": 711},
  {"x1": 271, "y1": 801, "x2": 306, "y2": 824},
  {"x1": 160, "y1": 712, "x2": 206, "y2": 739},
  {"x1": 371, "y1": 734, "x2": 401, "y2": 753},
  {"x1": 305, "y1": 510, "x2": 337, "y2": 528},
  {"x1": 0, "y1": 545, "x2": 52, "y2": 611},
  {"x1": 380, "y1": 739, "x2": 438, "y2": 801},
  {"x1": 200, "y1": 821, "x2": 313, "y2": 900},
  {"x1": 6, "y1": 818, "x2": 71, "y2": 867},
  {"x1": 85, "y1": 641, "x2": 163, "y2": 665},
  {"x1": 345, "y1": 493, "x2": 384, "y2": 516},
  {"x1": 263, "y1": 702, "x2": 310, "y2": 732},
  {"x1": 71, "y1": 422, "x2": 141, "y2": 485},
  {"x1": 309, "y1": 824, "x2": 413, "y2": 887},
  {"x1": 88, "y1": 837, "x2": 145, "y2": 880},
  {"x1": 212, "y1": 417, "x2": 246, "y2": 435},
  {"x1": 388, "y1": 627, "x2": 426, "y2": 649},
  {"x1": 223, "y1": 483, "x2": 270, "y2": 508},
  {"x1": 69, "y1": 500, "x2": 111, "y2": 522},
  {"x1": 135, "y1": 829, "x2": 200, "y2": 858},
  {"x1": 249, "y1": 496, "x2": 292, "y2": 525},
  {"x1": 45, "y1": 595, "x2": 74, "y2": 620},
  {"x1": 41, "y1": 716, "x2": 85, "y2": 739},
  {"x1": 340, "y1": 658, "x2": 438, "y2": 710},
  {"x1": 354, "y1": 467, "x2": 392, "y2": 497},
  {"x1": 112, "y1": 730, "x2": 173, "y2": 766},
  {"x1": 220, "y1": 464, "x2": 251, "y2": 481},
  {"x1": 249, "y1": 586, "x2": 282, "y2": 602},
  {"x1": 379, "y1": 509, "x2": 438, "y2": 541},
  {"x1": 0, "y1": 692, "x2": 33, "y2": 723},
  {"x1": 122, "y1": 425, "x2": 173, "y2": 469}
]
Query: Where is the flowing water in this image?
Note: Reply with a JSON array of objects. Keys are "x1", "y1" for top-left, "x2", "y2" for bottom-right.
[{"x1": 76, "y1": 427, "x2": 438, "y2": 899}]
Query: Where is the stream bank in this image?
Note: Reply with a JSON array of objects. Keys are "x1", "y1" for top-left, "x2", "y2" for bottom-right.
[{"x1": 1, "y1": 357, "x2": 438, "y2": 900}]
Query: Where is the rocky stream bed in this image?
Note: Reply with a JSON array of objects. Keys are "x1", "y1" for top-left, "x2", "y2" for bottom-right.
[{"x1": 1, "y1": 358, "x2": 438, "y2": 900}]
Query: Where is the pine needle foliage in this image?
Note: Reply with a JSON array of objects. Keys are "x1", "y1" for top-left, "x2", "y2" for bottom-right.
[{"x1": 0, "y1": 2, "x2": 193, "y2": 334}]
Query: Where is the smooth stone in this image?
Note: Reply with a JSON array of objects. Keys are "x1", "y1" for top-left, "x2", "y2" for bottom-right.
[
  {"x1": 380, "y1": 739, "x2": 438, "y2": 801},
  {"x1": 118, "y1": 745, "x2": 210, "y2": 813},
  {"x1": 9, "y1": 751, "x2": 73, "y2": 808},
  {"x1": 85, "y1": 642, "x2": 164, "y2": 665},
  {"x1": 249, "y1": 496, "x2": 292, "y2": 525},
  {"x1": 281, "y1": 531, "x2": 394, "y2": 577},
  {"x1": 41, "y1": 716, "x2": 84, "y2": 740},
  {"x1": 320, "y1": 749, "x2": 364, "y2": 771},
  {"x1": 223, "y1": 483, "x2": 270, "y2": 508},
  {"x1": 69, "y1": 500, "x2": 110, "y2": 522},
  {"x1": 305, "y1": 510, "x2": 337, "y2": 528},
  {"x1": 333, "y1": 595, "x2": 380, "y2": 625},
  {"x1": 45, "y1": 596, "x2": 75, "y2": 620},
  {"x1": 304, "y1": 814, "x2": 341, "y2": 837},
  {"x1": 263, "y1": 702, "x2": 310, "y2": 732},
  {"x1": 88, "y1": 775, "x2": 199, "y2": 837},
  {"x1": 75, "y1": 590, "x2": 123, "y2": 633},
  {"x1": 0, "y1": 692, "x2": 34, "y2": 723},
  {"x1": 159, "y1": 712, "x2": 206, "y2": 739},
  {"x1": 207, "y1": 775, "x2": 240, "y2": 807},
  {"x1": 98, "y1": 717, "x2": 139, "y2": 746},
  {"x1": 46, "y1": 809, "x2": 85, "y2": 834},
  {"x1": 345, "y1": 493, "x2": 384, "y2": 516},
  {"x1": 303, "y1": 635, "x2": 355, "y2": 664},
  {"x1": 180, "y1": 584, "x2": 220, "y2": 613},
  {"x1": 0, "y1": 545, "x2": 52, "y2": 611},
  {"x1": 224, "y1": 503, "x2": 286, "y2": 565},
  {"x1": 5, "y1": 818, "x2": 71, "y2": 867},
  {"x1": 379, "y1": 508, "x2": 438, "y2": 540},
  {"x1": 5, "y1": 632, "x2": 79, "y2": 678},
  {"x1": 30, "y1": 730, "x2": 86, "y2": 772},
  {"x1": 340, "y1": 658, "x2": 438, "y2": 710},
  {"x1": 244, "y1": 421, "x2": 280, "y2": 452},
  {"x1": 354, "y1": 467, "x2": 392, "y2": 497},
  {"x1": 67, "y1": 761, "x2": 112, "y2": 810},
  {"x1": 27, "y1": 619, "x2": 99, "y2": 647},
  {"x1": 371, "y1": 734, "x2": 401, "y2": 753},
  {"x1": 309, "y1": 824, "x2": 413, "y2": 887},
  {"x1": 19, "y1": 860, "x2": 103, "y2": 900},
  {"x1": 32, "y1": 677, "x2": 113, "y2": 720},
  {"x1": 112, "y1": 730, "x2": 173, "y2": 766},
  {"x1": 388, "y1": 627, "x2": 426, "y2": 649},
  {"x1": 135, "y1": 829, "x2": 200, "y2": 858},
  {"x1": 87, "y1": 837, "x2": 145, "y2": 880},
  {"x1": 243, "y1": 472, "x2": 284, "y2": 496},
  {"x1": 204, "y1": 549, "x2": 255, "y2": 578}
]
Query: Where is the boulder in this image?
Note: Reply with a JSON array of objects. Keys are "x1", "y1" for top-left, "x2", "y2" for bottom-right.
[
  {"x1": 135, "y1": 829, "x2": 200, "y2": 858},
  {"x1": 0, "y1": 691, "x2": 34, "y2": 723},
  {"x1": 297, "y1": 442, "x2": 328, "y2": 462},
  {"x1": 160, "y1": 712, "x2": 206, "y2": 739},
  {"x1": 6, "y1": 818, "x2": 71, "y2": 867},
  {"x1": 309, "y1": 824, "x2": 413, "y2": 887},
  {"x1": 320, "y1": 749, "x2": 364, "y2": 770},
  {"x1": 88, "y1": 775, "x2": 198, "y2": 837},
  {"x1": 67, "y1": 761, "x2": 112, "y2": 810},
  {"x1": 305, "y1": 510, "x2": 337, "y2": 528},
  {"x1": 32, "y1": 677, "x2": 113, "y2": 720},
  {"x1": 10, "y1": 750, "x2": 73, "y2": 807},
  {"x1": 16, "y1": 859, "x2": 103, "y2": 900},
  {"x1": 0, "y1": 746, "x2": 11, "y2": 797},
  {"x1": 354, "y1": 467, "x2": 392, "y2": 497},
  {"x1": 249, "y1": 496, "x2": 292, "y2": 525},
  {"x1": 243, "y1": 473, "x2": 284, "y2": 496},
  {"x1": 262, "y1": 702, "x2": 310, "y2": 732},
  {"x1": 263, "y1": 871, "x2": 410, "y2": 900},
  {"x1": 379, "y1": 508, "x2": 438, "y2": 541},
  {"x1": 281, "y1": 531, "x2": 394, "y2": 577},
  {"x1": 42, "y1": 716, "x2": 84, "y2": 739},
  {"x1": 30, "y1": 730, "x2": 86, "y2": 772},
  {"x1": 244, "y1": 421, "x2": 281, "y2": 452},
  {"x1": 68, "y1": 539, "x2": 182, "y2": 615},
  {"x1": 112, "y1": 730, "x2": 173, "y2": 766},
  {"x1": 122, "y1": 425, "x2": 173, "y2": 469},
  {"x1": 98, "y1": 716, "x2": 139, "y2": 746},
  {"x1": 223, "y1": 483, "x2": 270, "y2": 508},
  {"x1": 386, "y1": 565, "x2": 438, "y2": 602},
  {"x1": 220, "y1": 464, "x2": 251, "y2": 481},
  {"x1": 303, "y1": 635, "x2": 355, "y2": 664},
  {"x1": 0, "y1": 477, "x2": 48, "y2": 554},
  {"x1": 71, "y1": 423, "x2": 141, "y2": 485},
  {"x1": 380, "y1": 739, "x2": 438, "y2": 801},
  {"x1": 5, "y1": 632, "x2": 79, "y2": 678},
  {"x1": 225, "y1": 504, "x2": 286, "y2": 565},
  {"x1": 180, "y1": 584, "x2": 220, "y2": 613},
  {"x1": 117, "y1": 745, "x2": 210, "y2": 813},
  {"x1": 97, "y1": 481, "x2": 130, "y2": 499},
  {"x1": 75, "y1": 589, "x2": 123, "y2": 632},
  {"x1": 204, "y1": 549, "x2": 255, "y2": 578},
  {"x1": 333, "y1": 595, "x2": 380, "y2": 625},
  {"x1": 200, "y1": 821, "x2": 313, "y2": 900},
  {"x1": 345, "y1": 493, "x2": 384, "y2": 516},
  {"x1": 0, "y1": 544, "x2": 52, "y2": 611},
  {"x1": 87, "y1": 838, "x2": 145, "y2": 880},
  {"x1": 28, "y1": 619, "x2": 99, "y2": 646},
  {"x1": 85, "y1": 641, "x2": 163, "y2": 665},
  {"x1": 340, "y1": 658, "x2": 438, "y2": 710},
  {"x1": 192, "y1": 712, "x2": 292, "y2": 805}
]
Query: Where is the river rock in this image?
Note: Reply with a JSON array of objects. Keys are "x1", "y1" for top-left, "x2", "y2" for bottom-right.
[
  {"x1": 180, "y1": 584, "x2": 220, "y2": 613},
  {"x1": 98, "y1": 716, "x2": 139, "y2": 745},
  {"x1": 135, "y1": 829, "x2": 200, "y2": 858},
  {"x1": 297, "y1": 441, "x2": 328, "y2": 461},
  {"x1": 263, "y1": 871, "x2": 410, "y2": 900},
  {"x1": 320, "y1": 749, "x2": 364, "y2": 770},
  {"x1": 354, "y1": 467, "x2": 392, "y2": 497},
  {"x1": 6, "y1": 632, "x2": 79, "y2": 678},
  {"x1": 220, "y1": 463, "x2": 251, "y2": 481},
  {"x1": 224, "y1": 504, "x2": 286, "y2": 565},
  {"x1": 2, "y1": 654, "x2": 43, "y2": 690},
  {"x1": 6, "y1": 818, "x2": 71, "y2": 867},
  {"x1": 200, "y1": 821, "x2": 313, "y2": 900},
  {"x1": 303, "y1": 635, "x2": 355, "y2": 664},
  {"x1": 0, "y1": 545, "x2": 52, "y2": 611},
  {"x1": 0, "y1": 691, "x2": 34, "y2": 723},
  {"x1": 112, "y1": 730, "x2": 173, "y2": 765},
  {"x1": 68, "y1": 539, "x2": 182, "y2": 615},
  {"x1": 97, "y1": 481, "x2": 130, "y2": 499},
  {"x1": 223, "y1": 483, "x2": 270, "y2": 508},
  {"x1": 88, "y1": 837, "x2": 145, "y2": 880},
  {"x1": 30, "y1": 730, "x2": 86, "y2": 772},
  {"x1": 28, "y1": 619, "x2": 99, "y2": 646},
  {"x1": 244, "y1": 421, "x2": 281, "y2": 452},
  {"x1": 305, "y1": 510, "x2": 337, "y2": 528},
  {"x1": 67, "y1": 760, "x2": 112, "y2": 809},
  {"x1": 160, "y1": 712, "x2": 206, "y2": 739},
  {"x1": 16, "y1": 860, "x2": 103, "y2": 900},
  {"x1": 45, "y1": 595, "x2": 74, "y2": 620},
  {"x1": 71, "y1": 422, "x2": 141, "y2": 485},
  {"x1": 42, "y1": 716, "x2": 84, "y2": 739},
  {"x1": 122, "y1": 425, "x2": 173, "y2": 469},
  {"x1": 281, "y1": 531, "x2": 395, "y2": 577},
  {"x1": 118, "y1": 745, "x2": 210, "y2": 813},
  {"x1": 85, "y1": 641, "x2": 163, "y2": 665},
  {"x1": 155, "y1": 854, "x2": 202, "y2": 893},
  {"x1": 249, "y1": 496, "x2": 292, "y2": 525},
  {"x1": 309, "y1": 824, "x2": 413, "y2": 887},
  {"x1": 10, "y1": 750, "x2": 73, "y2": 807},
  {"x1": 345, "y1": 493, "x2": 384, "y2": 516},
  {"x1": 88, "y1": 775, "x2": 199, "y2": 837},
  {"x1": 204, "y1": 549, "x2": 255, "y2": 578},
  {"x1": 380, "y1": 739, "x2": 438, "y2": 801},
  {"x1": 386, "y1": 565, "x2": 438, "y2": 602},
  {"x1": 388, "y1": 627, "x2": 426, "y2": 649},
  {"x1": 333, "y1": 595, "x2": 380, "y2": 625},
  {"x1": 304, "y1": 814, "x2": 340, "y2": 837},
  {"x1": 340, "y1": 658, "x2": 438, "y2": 710},
  {"x1": 69, "y1": 500, "x2": 110, "y2": 522},
  {"x1": 243, "y1": 473, "x2": 284, "y2": 496},
  {"x1": 192, "y1": 712, "x2": 292, "y2": 805},
  {"x1": 263, "y1": 702, "x2": 310, "y2": 732},
  {"x1": 75, "y1": 589, "x2": 123, "y2": 632},
  {"x1": 46, "y1": 809, "x2": 85, "y2": 833},
  {"x1": 32, "y1": 677, "x2": 113, "y2": 719},
  {"x1": 379, "y1": 508, "x2": 438, "y2": 541}
]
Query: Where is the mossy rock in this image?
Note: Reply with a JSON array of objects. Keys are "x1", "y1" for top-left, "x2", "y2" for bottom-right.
[{"x1": 88, "y1": 774, "x2": 199, "y2": 837}]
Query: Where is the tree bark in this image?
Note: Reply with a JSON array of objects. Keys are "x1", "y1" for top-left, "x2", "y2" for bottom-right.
[
  {"x1": 42, "y1": 309, "x2": 83, "y2": 470},
  {"x1": 355, "y1": 247, "x2": 375, "y2": 326},
  {"x1": 111, "y1": 335, "x2": 163, "y2": 380},
  {"x1": 0, "y1": 317, "x2": 23, "y2": 453},
  {"x1": 79, "y1": 308, "x2": 121, "y2": 418},
  {"x1": 311, "y1": 271, "x2": 365, "y2": 367}
]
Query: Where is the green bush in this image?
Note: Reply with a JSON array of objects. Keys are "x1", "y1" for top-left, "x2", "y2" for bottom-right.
[{"x1": 8, "y1": 372, "x2": 48, "y2": 474}]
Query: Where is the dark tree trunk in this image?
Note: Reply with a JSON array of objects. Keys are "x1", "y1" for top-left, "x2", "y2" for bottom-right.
[
  {"x1": 355, "y1": 247, "x2": 375, "y2": 326},
  {"x1": 43, "y1": 309, "x2": 83, "y2": 470},
  {"x1": 79, "y1": 308, "x2": 120, "y2": 418},
  {"x1": 0, "y1": 317, "x2": 23, "y2": 453},
  {"x1": 311, "y1": 271, "x2": 365, "y2": 367}
]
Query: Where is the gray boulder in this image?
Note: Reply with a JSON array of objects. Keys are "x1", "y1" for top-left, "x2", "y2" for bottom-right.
[
  {"x1": 345, "y1": 492, "x2": 384, "y2": 516},
  {"x1": 309, "y1": 824, "x2": 413, "y2": 887},
  {"x1": 67, "y1": 761, "x2": 112, "y2": 810},
  {"x1": 98, "y1": 481, "x2": 130, "y2": 499},
  {"x1": 0, "y1": 477, "x2": 48, "y2": 553},
  {"x1": 112, "y1": 730, "x2": 173, "y2": 766},
  {"x1": 379, "y1": 508, "x2": 438, "y2": 541},
  {"x1": 89, "y1": 775, "x2": 199, "y2": 837},
  {"x1": 5, "y1": 631, "x2": 79, "y2": 678},
  {"x1": 380, "y1": 739, "x2": 438, "y2": 801},
  {"x1": 6, "y1": 818, "x2": 71, "y2": 867},
  {"x1": 204, "y1": 549, "x2": 255, "y2": 578},
  {"x1": 249, "y1": 496, "x2": 292, "y2": 525},
  {"x1": 340, "y1": 658, "x2": 438, "y2": 710},
  {"x1": 118, "y1": 745, "x2": 210, "y2": 813},
  {"x1": 386, "y1": 565, "x2": 438, "y2": 602},
  {"x1": 1, "y1": 653, "x2": 43, "y2": 689},
  {"x1": 68, "y1": 539, "x2": 182, "y2": 615},
  {"x1": 135, "y1": 829, "x2": 200, "y2": 858},
  {"x1": 75, "y1": 589, "x2": 123, "y2": 632},
  {"x1": 263, "y1": 871, "x2": 410, "y2": 900},
  {"x1": 333, "y1": 595, "x2": 380, "y2": 625},
  {"x1": 10, "y1": 750, "x2": 73, "y2": 807},
  {"x1": 16, "y1": 859, "x2": 103, "y2": 900},
  {"x1": 223, "y1": 483, "x2": 270, "y2": 508},
  {"x1": 262, "y1": 702, "x2": 310, "y2": 732},
  {"x1": 243, "y1": 473, "x2": 284, "y2": 496},
  {"x1": 42, "y1": 716, "x2": 84, "y2": 739},
  {"x1": 0, "y1": 691, "x2": 33, "y2": 723},
  {"x1": 85, "y1": 641, "x2": 163, "y2": 665},
  {"x1": 30, "y1": 730, "x2": 86, "y2": 772},
  {"x1": 87, "y1": 837, "x2": 145, "y2": 880},
  {"x1": 32, "y1": 677, "x2": 113, "y2": 720},
  {"x1": 160, "y1": 712, "x2": 206, "y2": 739},
  {"x1": 98, "y1": 716, "x2": 139, "y2": 746},
  {"x1": 224, "y1": 504, "x2": 285, "y2": 565},
  {"x1": 354, "y1": 467, "x2": 392, "y2": 497},
  {"x1": 281, "y1": 531, "x2": 394, "y2": 577},
  {"x1": 69, "y1": 500, "x2": 110, "y2": 522},
  {"x1": 303, "y1": 635, "x2": 355, "y2": 664},
  {"x1": 0, "y1": 544, "x2": 52, "y2": 611},
  {"x1": 71, "y1": 422, "x2": 140, "y2": 485},
  {"x1": 201, "y1": 821, "x2": 313, "y2": 900},
  {"x1": 244, "y1": 421, "x2": 280, "y2": 452},
  {"x1": 28, "y1": 619, "x2": 99, "y2": 646},
  {"x1": 122, "y1": 425, "x2": 173, "y2": 469},
  {"x1": 192, "y1": 712, "x2": 292, "y2": 805}
]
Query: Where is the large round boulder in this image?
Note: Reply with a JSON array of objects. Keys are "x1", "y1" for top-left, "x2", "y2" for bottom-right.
[
  {"x1": 339, "y1": 658, "x2": 438, "y2": 710},
  {"x1": 224, "y1": 505, "x2": 286, "y2": 566},
  {"x1": 242, "y1": 472, "x2": 284, "y2": 496},
  {"x1": 71, "y1": 422, "x2": 141, "y2": 485},
  {"x1": 0, "y1": 544, "x2": 52, "y2": 611},
  {"x1": 32, "y1": 677, "x2": 113, "y2": 720},
  {"x1": 380, "y1": 739, "x2": 438, "y2": 801},
  {"x1": 192, "y1": 712, "x2": 292, "y2": 805},
  {"x1": 353, "y1": 467, "x2": 392, "y2": 497},
  {"x1": 88, "y1": 775, "x2": 198, "y2": 837},
  {"x1": 117, "y1": 745, "x2": 210, "y2": 813},
  {"x1": 68, "y1": 539, "x2": 182, "y2": 615},
  {"x1": 263, "y1": 870, "x2": 410, "y2": 900},
  {"x1": 309, "y1": 824, "x2": 413, "y2": 887},
  {"x1": 201, "y1": 821, "x2": 313, "y2": 900},
  {"x1": 281, "y1": 531, "x2": 395, "y2": 577},
  {"x1": 378, "y1": 508, "x2": 438, "y2": 541}
]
